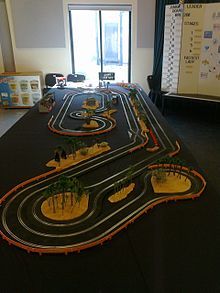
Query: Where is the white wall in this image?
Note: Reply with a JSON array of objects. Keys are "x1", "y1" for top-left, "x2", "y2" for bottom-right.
[
  {"x1": 131, "y1": 0, "x2": 155, "y2": 91},
  {"x1": 0, "y1": 0, "x2": 15, "y2": 72},
  {"x1": 6, "y1": 0, "x2": 155, "y2": 91},
  {"x1": 0, "y1": 44, "x2": 4, "y2": 72}
]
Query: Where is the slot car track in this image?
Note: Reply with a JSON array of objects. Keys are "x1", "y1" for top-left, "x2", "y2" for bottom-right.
[{"x1": 0, "y1": 84, "x2": 206, "y2": 254}]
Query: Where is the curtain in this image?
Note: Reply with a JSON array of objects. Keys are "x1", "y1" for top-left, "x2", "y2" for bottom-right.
[{"x1": 153, "y1": 0, "x2": 220, "y2": 91}]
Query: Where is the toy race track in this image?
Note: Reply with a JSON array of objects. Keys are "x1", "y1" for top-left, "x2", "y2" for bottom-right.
[{"x1": 0, "y1": 84, "x2": 206, "y2": 254}]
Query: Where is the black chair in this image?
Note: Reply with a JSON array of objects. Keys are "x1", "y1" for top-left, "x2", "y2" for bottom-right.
[
  {"x1": 43, "y1": 73, "x2": 64, "y2": 94},
  {"x1": 45, "y1": 73, "x2": 64, "y2": 87},
  {"x1": 67, "y1": 74, "x2": 85, "y2": 82},
  {"x1": 147, "y1": 75, "x2": 158, "y2": 103}
]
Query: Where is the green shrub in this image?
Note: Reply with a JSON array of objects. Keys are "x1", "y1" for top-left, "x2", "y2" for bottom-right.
[
  {"x1": 152, "y1": 169, "x2": 166, "y2": 183},
  {"x1": 80, "y1": 148, "x2": 88, "y2": 156},
  {"x1": 99, "y1": 142, "x2": 109, "y2": 148}
]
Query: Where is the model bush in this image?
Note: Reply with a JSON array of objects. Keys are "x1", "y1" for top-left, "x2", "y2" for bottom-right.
[
  {"x1": 152, "y1": 169, "x2": 167, "y2": 183},
  {"x1": 80, "y1": 148, "x2": 88, "y2": 156},
  {"x1": 99, "y1": 142, "x2": 109, "y2": 148}
]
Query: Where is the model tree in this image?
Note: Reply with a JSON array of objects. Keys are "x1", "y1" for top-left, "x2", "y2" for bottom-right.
[
  {"x1": 43, "y1": 185, "x2": 56, "y2": 213},
  {"x1": 155, "y1": 156, "x2": 188, "y2": 179},
  {"x1": 152, "y1": 168, "x2": 166, "y2": 183},
  {"x1": 85, "y1": 109, "x2": 95, "y2": 125},
  {"x1": 57, "y1": 175, "x2": 70, "y2": 211},
  {"x1": 68, "y1": 177, "x2": 78, "y2": 206},
  {"x1": 129, "y1": 88, "x2": 137, "y2": 102},
  {"x1": 113, "y1": 166, "x2": 135, "y2": 194},
  {"x1": 43, "y1": 175, "x2": 88, "y2": 214},
  {"x1": 61, "y1": 148, "x2": 67, "y2": 160},
  {"x1": 54, "y1": 151, "x2": 61, "y2": 166},
  {"x1": 75, "y1": 180, "x2": 85, "y2": 204},
  {"x1": 126, "y1": 166, "x2": 135, "y2": 184},
  {"x1": 65, "y1": 137, "x2": 80, "y2": 159}
]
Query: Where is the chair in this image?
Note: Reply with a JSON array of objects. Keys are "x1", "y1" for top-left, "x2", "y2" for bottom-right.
[
  {"x1": 43, "y1": 73, "x2": 64, "y2": 94},
  {"x1": 67, "y1": 74, "x2": 85, "y2": 82},
  {"x1": 147, "y1": 75, "x2": 158, "y2": 102},
  {"x1": 45, "y1": 73, "x2": 64, "y2": 88}
]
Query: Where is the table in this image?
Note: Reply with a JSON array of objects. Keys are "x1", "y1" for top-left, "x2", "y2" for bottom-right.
[
  {"x1": 0, "y1": 84, "x2": 216, "y2": 292},
  {"x1": 162, "y1": 92, "x2": 220, "y2": 115}
]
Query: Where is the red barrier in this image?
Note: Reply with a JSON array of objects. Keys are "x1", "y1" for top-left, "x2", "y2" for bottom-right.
[
  {"x1": 48, "y1": 116, "x2": 116, "y2": 137},
  {"x1": 0, "y1": 168, "x2": 59, "y2": 205},
  {"x1": 129, "y1": 137, "x2": 149, "y2": 153},
  {"x1": 0, "y1": 163, "x2": 206, "y2": 255},
  {"x1": 148, "y1": 164, "x2": 206, "y2": 191},
  {"x1": 149, "y1": 128, "x2": 159, "y2": 146},
  {"x1": 168, "y1": 141, "x2": 181, "y2": 157}
]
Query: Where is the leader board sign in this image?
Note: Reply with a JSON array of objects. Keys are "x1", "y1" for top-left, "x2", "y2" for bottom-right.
[
  {"x1": 161, "y1": 4, "x2": 184, "y2": 93},
  {"x1": 178, "y1": 4, "x2": 205, "y2": 94},
  {"x1": 162, "y1": 3, "x2": 220, "y2": 97},
  {"x1": 198, "y1": 3, "x2": 220, "y2": 97}
]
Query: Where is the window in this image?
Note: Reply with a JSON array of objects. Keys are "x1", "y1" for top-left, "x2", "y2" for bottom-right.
[{"x1": 69, "y1": 5, "x2": 131, "y2": 83}]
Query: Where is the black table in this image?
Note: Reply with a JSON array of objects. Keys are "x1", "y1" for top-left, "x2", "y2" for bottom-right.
[
  {"x1": 0, "y1": 85, "x2": 218, "y2": 292},
  {"x1": 162, "y1": 92, "x2": 220, "y2": 116}
]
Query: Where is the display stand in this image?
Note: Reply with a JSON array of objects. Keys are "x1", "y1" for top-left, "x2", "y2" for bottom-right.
[
  {"x1": 0, "y1": 72, "x2": 43, "y2": 108},
  {"x1": 161, "y1": 3, "x2": 220, "y2": 99}
]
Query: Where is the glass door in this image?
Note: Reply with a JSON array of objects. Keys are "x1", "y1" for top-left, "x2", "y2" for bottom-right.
[
  {"x1": 70, "y1": 10, "x2": 100, "y2": 82},
  {"x1": 102, "y1": 11, "x2": 129, "y2": 82},
  {"x1": 69, "y1": 6, "x2": 131, "y2": 83}
]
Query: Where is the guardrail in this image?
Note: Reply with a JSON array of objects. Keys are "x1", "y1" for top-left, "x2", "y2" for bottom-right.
[
  {"x1": 0, "y1": 168, "x2": 59, "y2": 205},
  {"x1": 48, "y1": 115, "x2": 116, "y2": 137},
  {"x1": 129, "y1": 136, "x2": 149, "y2": 153},
  {"x1": 168, "y1": 141, "x2": 181, "y2": 157},
  {"x1": 149, "y1": 128, "x2": 159, "y2": 146},
  {"x1": 0, "y1": 164, "x2": 206, "y2": 255}
]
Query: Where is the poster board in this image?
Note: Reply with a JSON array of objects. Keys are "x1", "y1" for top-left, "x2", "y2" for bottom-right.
[
  {"x1": 161, "y1": 4, "x2": 184, "y2": 92},
  {"x1": 162, "y1": 3, "x2": 220, "y2": 98},
  {"x1": 0, "y1": 72, "x2": 42, "y2": 108},
  {"x1": 177, "y1": 4, "x2": 205, "y2": 94},
  {"x1": 198, "y1": 3, "x2": 220, "y2": 96}
]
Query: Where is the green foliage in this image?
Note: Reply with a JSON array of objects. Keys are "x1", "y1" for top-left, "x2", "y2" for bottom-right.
[
  {"x1": 99, "y1": 142, "x2": 109, "y2": 148},
  {"x1": 155, "y1": 156, "x2": 187, "y2": 167},
  {"x1": 86, "y1": 97, "x2": 96, "y2": 107},
  {"x1": 152, "y1": 169, "x2": 167, "y2": 183},
  {"x1": 129, "y1": 88, "x2": 137, "y2": 98},
  {"x1": 43, "y1": 175, "x2": 88, "y2": 212},
  {"x1": 80, "y1": 148, "x2": 88, "y2": 156}
]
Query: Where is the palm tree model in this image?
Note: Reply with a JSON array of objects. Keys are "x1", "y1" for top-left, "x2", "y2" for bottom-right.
[
  {"x1": 126, "y1": 166, "x2": 135, "y2": 184},
  {"x1": 61, "y1": 148, "x2": 67, "y2": 160},
  {"x1": 65, "y1": 137, "x2": 80, "y2": 159},
  {"x1": 85, "y1": 109, "x2": 95, "y2": 125},
  {"x1": 54, "y1": 151, "x2": 61, "y2": 166},
  {"x1": 129, "y1": 88, "x2": 137, "y2": 102},
  {"x1": 77, "y1": 140, "x2": 87, "y2": 151},
  {"x1": 43, "y1": 184, "x2": 57, "y2": 213},
  {"x1": 152, "y1": 168, "x2": 166, "y2": 183},
  {"x1": 75, "y1": 180, "x2": 86, "y2": 204},
  {"x1": 68, "y1": 177, "x2": 78, "y2": 207},
  {"x1": 43, "y1": 176, "x2": 88, "y2": 217},
  {"x1": 57, "y1": 175, "x2": 70, "y2": 211},
  {"x1": 56, "y1": 145, "x2": 67, "y2": 160}
]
